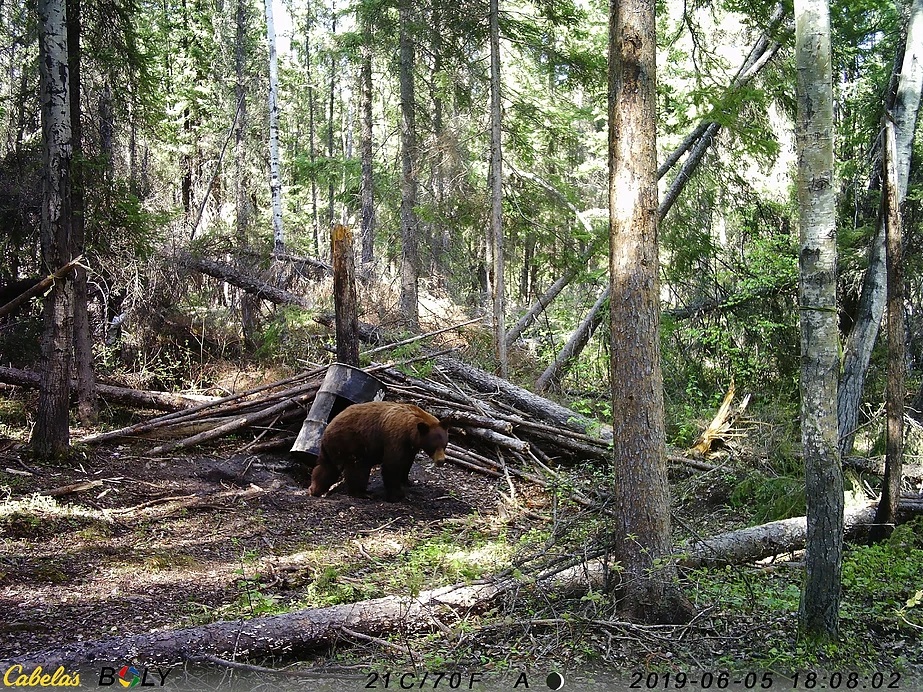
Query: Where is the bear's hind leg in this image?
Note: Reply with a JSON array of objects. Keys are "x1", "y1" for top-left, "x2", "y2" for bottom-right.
[{"x1": 343, "y1": 463, "x2": 372, "y2": 497}]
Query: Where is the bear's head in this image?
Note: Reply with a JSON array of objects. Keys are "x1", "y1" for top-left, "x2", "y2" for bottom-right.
[{"x1": 417, "y1": 420, "x2": 450, "y2": 464}]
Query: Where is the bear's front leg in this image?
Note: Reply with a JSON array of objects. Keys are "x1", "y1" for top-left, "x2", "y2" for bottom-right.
[
  {"x1": 381, "y1": 465, "x2": 407, "y2": 502},
  {"x1": 308, "y1": 461, "x2": 339, "y2": 497}
]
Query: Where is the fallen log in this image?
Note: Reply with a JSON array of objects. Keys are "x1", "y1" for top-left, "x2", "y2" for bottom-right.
[
  {"x1": 147, "y1": 394, "x2": 313, "y2": 455},
  {"x1": 187, "y1": 255, "x2": 383, "y2": 344},
  {"x1": 0, "y1": 366, "x2": 219, "y2": 412},
  {"x1": 7, "y1": 495, "x2": 920, "y2": 669},
  {"x1": 80, "y1": 371, "x2": 324, "y2": 445},
  {"x1": 434, "y1": 356, "x2": 614, "y2": 441},
  {"x1": 844, "y1": 455, "x2": 923, "y2": 480},
  {"x1": 0, "y1": 556, "x2": 608, "y2": 669},
  {"x1": 678, "y1": 498, "x2": 923, "y2": 567},
  {"x1": 185, "y1": 255, "x2": 312, "y2": 308}
]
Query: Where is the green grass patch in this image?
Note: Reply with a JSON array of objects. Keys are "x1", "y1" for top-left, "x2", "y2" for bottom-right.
[{"x1": 685, "y1": 519, "x2": 923, "y2": 674}]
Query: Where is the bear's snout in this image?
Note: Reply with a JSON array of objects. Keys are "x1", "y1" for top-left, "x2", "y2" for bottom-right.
[{"x1": 430, "y1": 448, "x2": 447, "y2": 464}]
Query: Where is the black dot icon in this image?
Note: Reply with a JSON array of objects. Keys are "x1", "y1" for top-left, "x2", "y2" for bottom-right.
[{"x1": 546, "y1": 671, "x2": 564, "y2": 690}]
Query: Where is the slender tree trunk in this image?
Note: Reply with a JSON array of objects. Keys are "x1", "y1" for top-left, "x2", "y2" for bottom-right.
[
  {"x1": 536, "y1": 288, "x2": 607, "y2": 393},
  {"x1": 838, "y1": 0, "x2": 923, "y2": 454},
  {"x1": 795, "y1": 0, "x2": 842, "y2": 639},
  {"x1": 98, "y1": 84, "x2": 113, "y2": 175},
  {"x1": 332, "y1": 224, "x2": 359, "y2": 365},
  {"x1": 488, "y1": 0, "x2": 507, "y2": 377},
  {"x1": 305, "y1": 6, "x2": 320, "y2": 256},
  {"x1": 265, "y1": 0, "x2": 284, "y2": 254},
  {"x1": 359, "y1": 17, "x2": 375, "y2": 266},
  {"x1": 873, "y1": 118, "x2": 904, "y2": 538},
  {"x1": 398, "y1": 0, "x2": 419, "y2": 329},
  {"x1": 34, "y1": 0, "x2": 74, "y2": 458},
  {"x1": 67, "y1": 0, "x2": 95, "y2": 424},
  {"x1": 431, "y1": 2, "x2": 448, "y2": 274},
  {"x1": 180, "y1": 0, "x2": 192, "y2": 224},
  {"x1": 327, "y1": 9, "x2": 337, "y2": 230},
  {"x1": 237, "y1": 0, "x2": 258, "y2": 349},
  {"x1": 607, "y1": 0, "x2": 692, "y2": 624}
]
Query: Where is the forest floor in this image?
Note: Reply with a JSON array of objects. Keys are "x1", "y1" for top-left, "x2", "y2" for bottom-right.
[{"x1": 1, "y1": 391, "x2": 923, "y2": 691}]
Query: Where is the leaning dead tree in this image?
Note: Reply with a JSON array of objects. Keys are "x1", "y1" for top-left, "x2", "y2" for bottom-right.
[{"x1": 533, "y1": 9, "x2": 785, "y2": 392}]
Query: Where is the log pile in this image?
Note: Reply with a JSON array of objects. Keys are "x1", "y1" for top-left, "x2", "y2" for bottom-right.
[{"x1": 71, "y1": 356, "x2": 624, "y2": 504}]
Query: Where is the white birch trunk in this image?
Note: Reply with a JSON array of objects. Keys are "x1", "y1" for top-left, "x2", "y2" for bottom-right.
[
  {"x1": 265, "y1": 0, "x2": 284, "y2": 254},
  {"x1": 794, "y1": 0, "x2": 842, "y2": 637}
]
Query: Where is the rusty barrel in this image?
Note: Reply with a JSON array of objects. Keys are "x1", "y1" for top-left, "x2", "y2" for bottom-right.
[{"x1": 290, "y1": 363, "x2": 387, "y2": 459}]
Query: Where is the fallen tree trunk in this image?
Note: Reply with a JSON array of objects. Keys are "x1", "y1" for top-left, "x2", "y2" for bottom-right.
[
  {"x1": 0, "y1": 366, "x2": 218, "y2": 412},
  {"x1": 186, "y1": 255, "x2": 312, "y2": 308},
  {"x1": 187, "y1": 254, "x2": 382, "y2": 344},
  {"x1": 678, "y1": 499, "x2": 923, "y2": 567},
  {"x1": 0, "y1": 579, "x2": 506, "y2": 668},
  {"x1": 1, "y1": 555, "x2": 609, "y2": 669},
  {"x1": 844, "y1": 454, "x2": 923, "y2": 480},
  {"x1": 7, "y1": 496, "x2": 921, "y2": 669},
  {"x1": 434, "y1": 356, "x2": 613, "y2": 441}
]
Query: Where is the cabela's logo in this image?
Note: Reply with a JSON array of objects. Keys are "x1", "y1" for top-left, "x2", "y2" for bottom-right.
[{"x1": 2, "y1": 665, "x2": 80, "y2": 687}]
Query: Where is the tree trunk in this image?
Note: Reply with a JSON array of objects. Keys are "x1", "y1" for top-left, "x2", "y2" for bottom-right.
[
  {"x1": 532, "y1": 29, "x2": 783, "y2": 388},
  {"x1": 607, "y1": 0, "x2": 693, "y2": 625},
  {"x1": 435, "y1": 356, "x2": 613, "y2": 441},
  {"x1": 67, "y1": 0, "x2": 96, "y2": 425},
  {"x1": 187, "y1": 256, "x2": 312, "y2": 309},
  {"x1": 33, "y1": 0, "x2": 74, "y2": 459},
  {"x1": 359, "y1": 19, "x2": 375, "y2": 266},
  {"x1": 305, "y1": 6, "x2": 320, "y2": 256},
  {"x1": 873, "y1": 118, "x2": 904, "y2": 539},
  {"x1": 431, "y1": 3, "x2": 448, "y2": 275},
  {"x1": 488, "y1": 0, "x2": 507, "y2": 377},
  {"x1": 0, "y1": 366, "x2": 220, "y2": 412},
  {"x1": 398, "y1": 0, "x2": 419, "y2": 329},
  {"x1": 236, "y1": 0, "x2": 258, "y2": 350},
  {"x1": 681, "y1": 500, "x2": 892, "y2": 568},
  {"x1": 794, "y1": 0, "x2": 842, "y2": 639},
  {"x1": 265, "y1": 0, "x2": 285, "y2": 254},
  {"x1": 332, "y1": 224, "x2": 359, "y2": 366},
  {"x1": 327, "y1": 10, "x2": 337, "y2": 230},
  {"x1": 838, "y1": 0, "x2": 923, "y2": 454}
]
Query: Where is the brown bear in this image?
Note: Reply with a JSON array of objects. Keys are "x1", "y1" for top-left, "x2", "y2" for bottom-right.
[{"x1": 308, "y1": 401, "x2": 450, "y2": 502}]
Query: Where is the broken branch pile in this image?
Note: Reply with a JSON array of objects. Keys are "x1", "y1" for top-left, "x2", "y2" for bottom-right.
[
  {"x1": 75, "y1": 356, "x2": 626, "y2": 502},
  {"x1": 78, "y1": 367, "x2": 326, "y2": 452}
]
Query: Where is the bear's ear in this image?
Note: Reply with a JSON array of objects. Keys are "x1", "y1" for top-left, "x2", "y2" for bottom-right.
[
  {"x1": 417, "y1": 421, "x2": 431, "y2": 436},
  {"x1": 438, "y1": 415, "x2": 456, "y2": 428}
]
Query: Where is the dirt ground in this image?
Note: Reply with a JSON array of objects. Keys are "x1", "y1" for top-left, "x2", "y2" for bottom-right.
[{"x1": 0, "y1": 438, "x2": 501, "y2": 660}]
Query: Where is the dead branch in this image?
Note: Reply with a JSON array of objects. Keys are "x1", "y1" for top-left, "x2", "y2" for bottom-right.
[
  {"x1": 40, "y1": 480, "x2": 104, "y2": 497},
  {"x1": 0, "y1": 366, "x2": 220, "y2": 412},
  {"x1": 0, "y1": 257, "x2": 83, "y2": 319}
]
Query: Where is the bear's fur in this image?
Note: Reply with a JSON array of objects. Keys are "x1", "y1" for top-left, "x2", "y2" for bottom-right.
[{"x1": 308, "y1": 401, "x2": 450, "y2": 502}]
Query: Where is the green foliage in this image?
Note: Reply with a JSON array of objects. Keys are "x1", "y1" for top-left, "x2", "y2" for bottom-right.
[
  {"x1": 730, "y1": 473, "x2": 805, "y2": 523},
  {"x1": 688, "y1": 530, "x2": 923, "y2": 674},
  {"x1": 841, "y1": 519, "x2": 923, "y2": 631}
]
